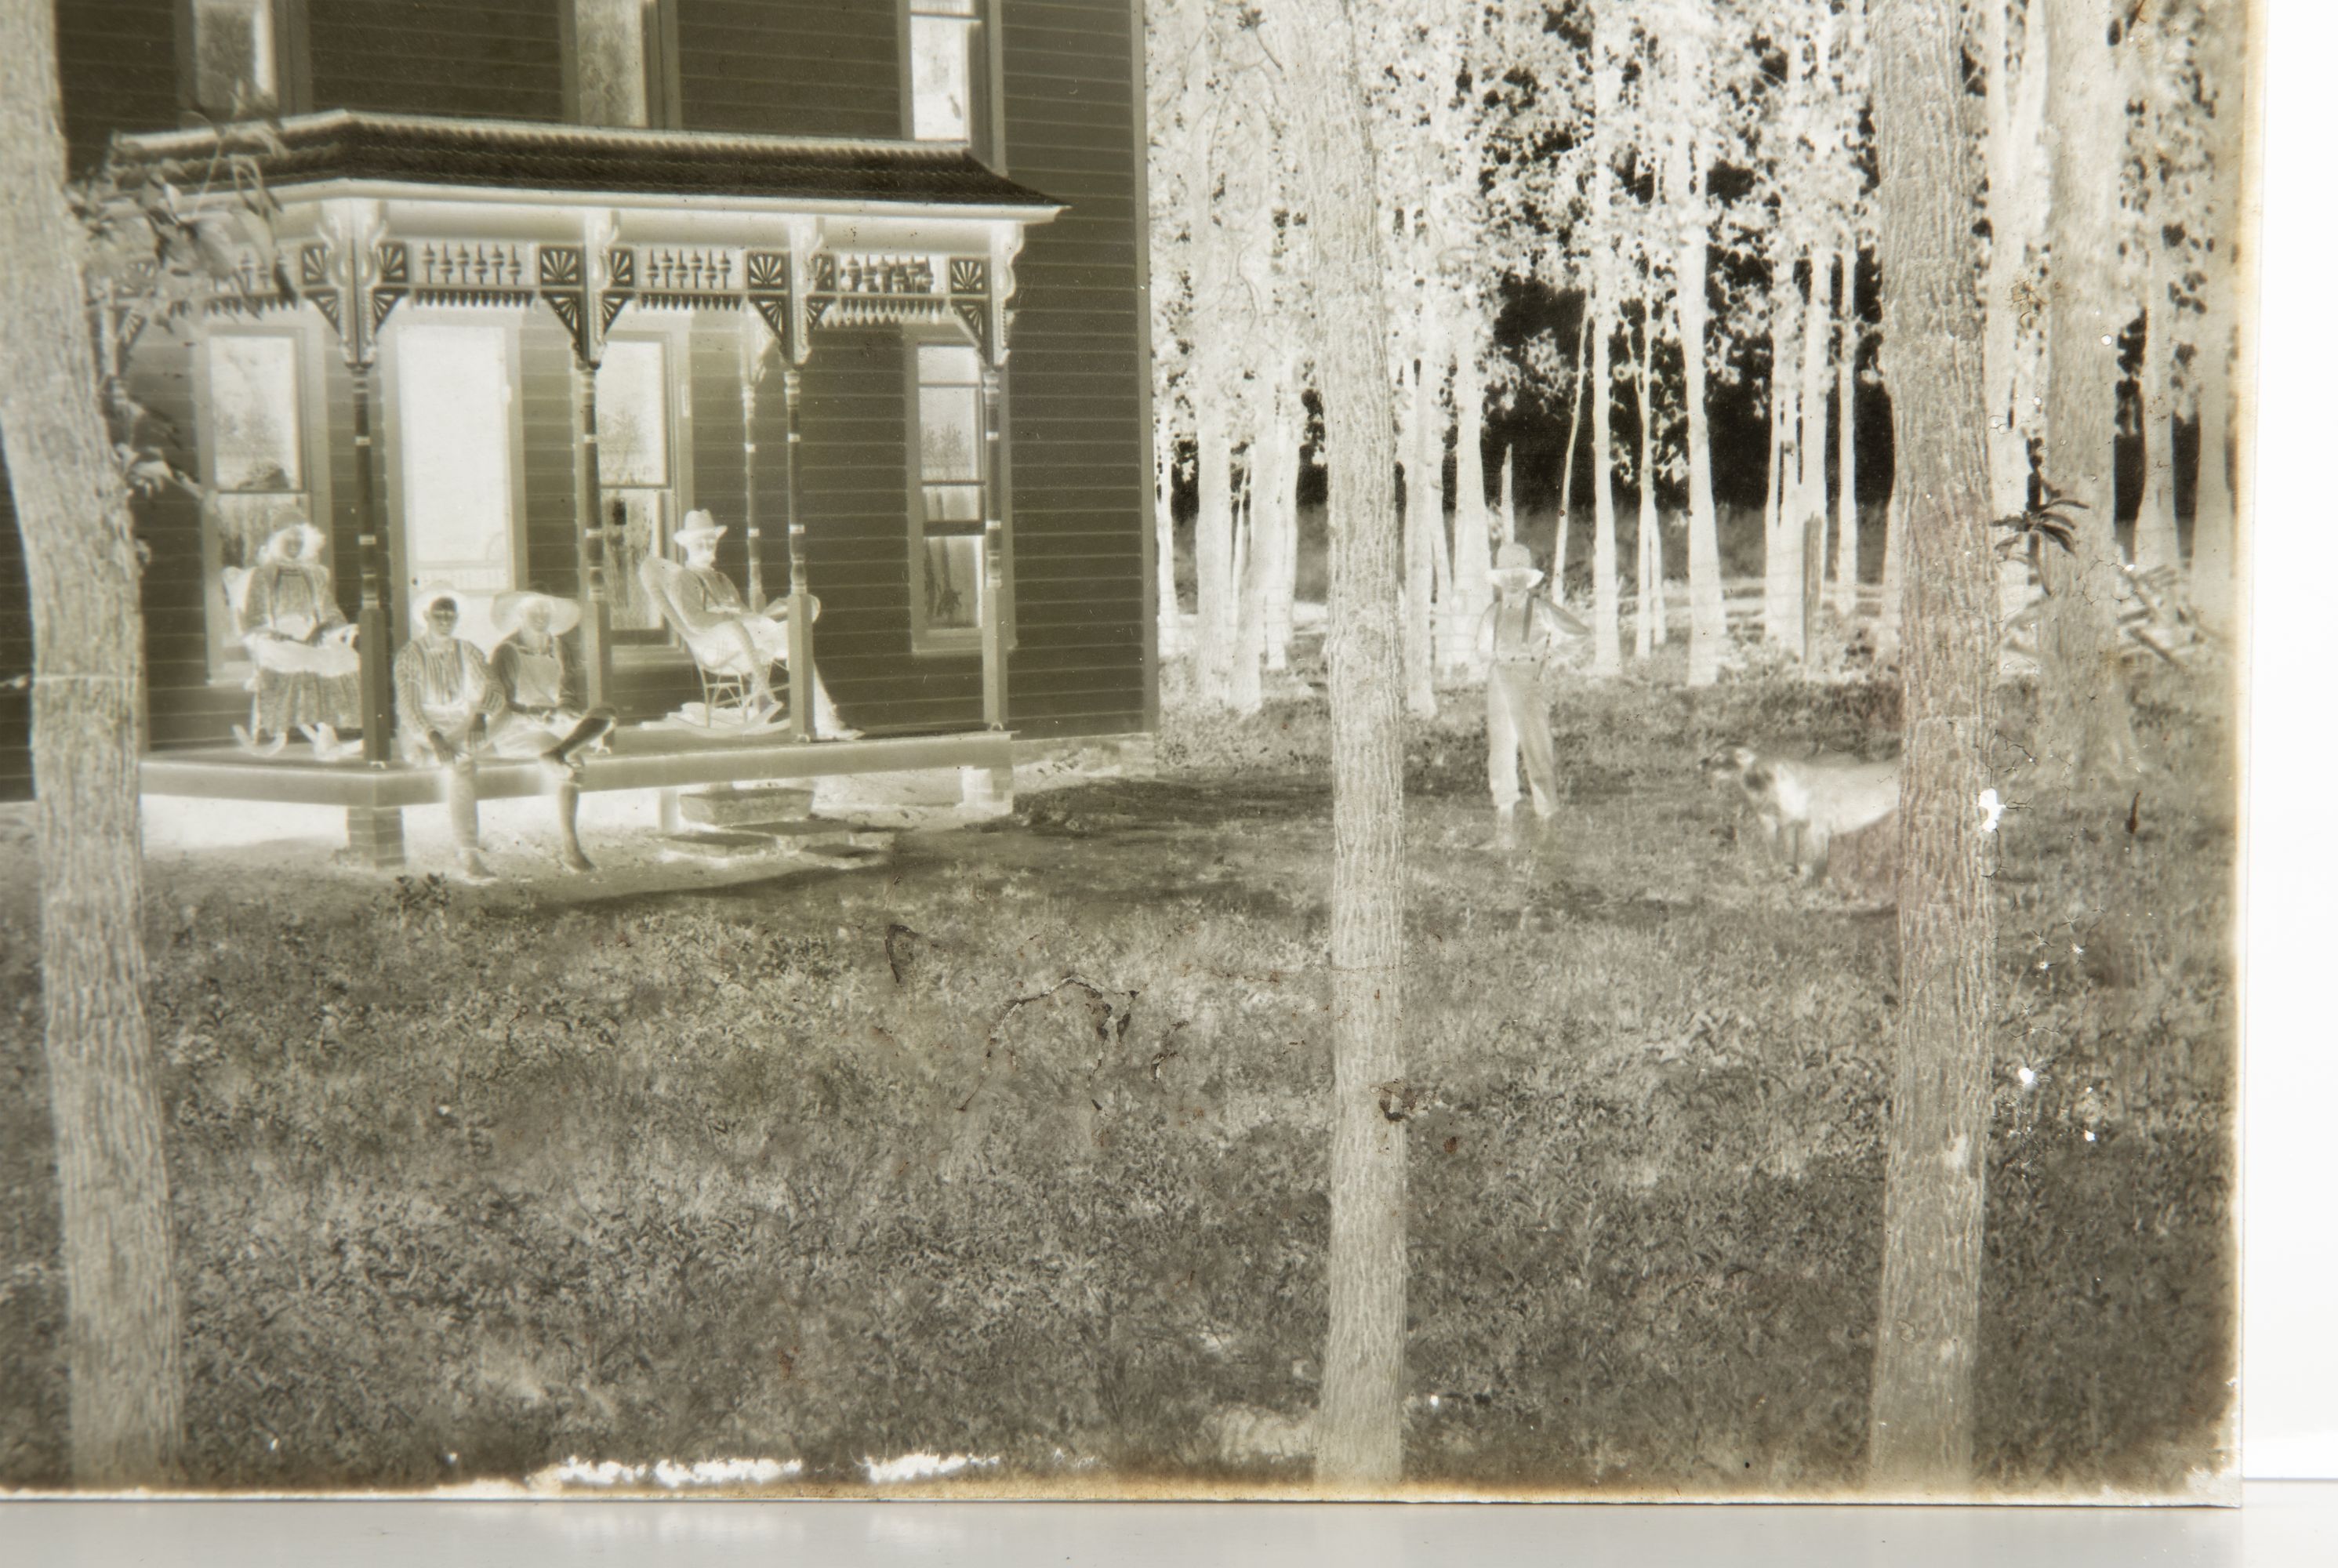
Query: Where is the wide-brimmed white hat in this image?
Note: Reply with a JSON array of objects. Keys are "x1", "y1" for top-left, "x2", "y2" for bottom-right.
[
  {"x1": 1490, "y1": 541, "x2": 1545, "y2": 590},
  {"x1": 490, "y1": 589, "x2": 583, "y2": 638},
  {"x1": 261, "y1": 518, "x2": 325, "y2": 561},
  {"x1": 674, "y1": 509, "x2": 726, "y2": 548}
]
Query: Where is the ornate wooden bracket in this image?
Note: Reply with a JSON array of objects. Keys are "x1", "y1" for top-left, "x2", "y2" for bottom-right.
[
  {"x1": 744, "y1": 249, "x2": 795, "y2": 364},
  {"x1": 298, "y1": 206, "x2": 406, "y2": 370}
]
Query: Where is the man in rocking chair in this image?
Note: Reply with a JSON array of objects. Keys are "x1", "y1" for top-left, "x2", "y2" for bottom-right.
[{"x1": 666, "y1": 510, "x2": 856, "y2": 736}]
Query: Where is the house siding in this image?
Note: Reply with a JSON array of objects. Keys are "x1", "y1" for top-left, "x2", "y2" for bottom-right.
[
  {"x1": 673, "y1": 0, "x2": 903, "y2": 139},
  {"x1": 794, "y1": 331, "x2": 985, "y2": 735},
  {"x1": 996, "y1": 0, "x2": 1152, "y2": 739},
  {"x1": 306, "y1": 0, "x2": 567, "y2": 124},
  {"x1": 55, "y1": 0, "x2": 182, "y2": 173}
]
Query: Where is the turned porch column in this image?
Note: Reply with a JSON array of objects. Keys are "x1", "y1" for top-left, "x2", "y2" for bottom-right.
[
  {"x1": 300, "y1": 206, "x2": 402, "y2": 769},
  {"x1": 347, "y1": 370, "x2": 395, "y2": 764},
  {"x1": 979, "y1": 359, "x2": 1007, "y2": 731},
  {"x1": 569, "y1": 352, "x2": 613, "y2": 710},
  {"x1": 782, "y1": 365, "x2": 814, "y2": 741},
  {"x1": 740, "y1": 315, "x2": 771, "y2": 609},
  {"x1": 540, "y1": 222, "x2": 625, "y2": 711}
]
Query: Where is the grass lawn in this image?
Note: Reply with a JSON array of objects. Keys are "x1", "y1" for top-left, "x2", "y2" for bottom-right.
[{"x1": 0, "y1": 658, "x2": 2237, "y2": 1496}]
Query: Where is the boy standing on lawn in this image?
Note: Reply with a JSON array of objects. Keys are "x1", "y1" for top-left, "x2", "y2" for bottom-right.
[{"x1": 1474, "y1": 542, "x2": 1590, "y2": 848}]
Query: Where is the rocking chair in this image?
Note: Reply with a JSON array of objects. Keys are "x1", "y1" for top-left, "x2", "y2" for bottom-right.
[{"x1": 637, "y1": 555, "x2": 785, "y2": 729}]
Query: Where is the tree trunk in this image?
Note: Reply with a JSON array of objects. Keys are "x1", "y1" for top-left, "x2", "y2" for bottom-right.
[
  {"x1": 1981, "y1": 0, "x2": 2047, "y2": 524},
  {"x1": 1670, "y1": 15, "x2": 1726, "y2": 687},
  {"x1": 2132, "y1": 243, "x2": 2180, "y2": 577},
  {"x1": 1264, "y1": 0, "x2": 1407, "y2": 1490},
  {"x1": 1190, "y1": 142, "x2": 1236, "y2": 706},
  {"x1": 1556, "y1": 300, "x2": 1590, "y2": 559},
  {"x1": 1155, "y1": 410, "x2": 1182, "y2": 660},
  {"x1": 1402, "y1": 354, "x2": 1436, "y2": 715},
  {"x1": 2038, "y1": 0, "x2": 2140, "y2": 784},
  {"x1": 1835, "y1": 252, "x2": 1864, "y2": 619},
  {"x1": 2191, "y1": 307, "x2": 2235, "y2": 608},
  {"x1": 1588, "y1": 9, "x2": 1624, "y2": 676},
  {"x1": 2187, "y1": 0, "x2": 2245, "y2": 630},
  {"x1": 1797, "y1": 242, "x2": 1835, "y2": 648},
  {"x1": 1499, "y1": 444, "x2": 1516, "y2": 544},
  {"x1": 1194, "y1": 393, "x2": 1236, "y2": 704},
  {"x1": 1875, "y1": 482, "x2": 1906, "y2": 663},
  {"x1": 1450, "y1": 326, "x2": 1494, "y2": 674},
  {"x1": 0, "y1": 0, "x2": 183, "y2": 1486},
  {"x1": 1421, "y1": 336, "x2": 1456, "y2": 677},
  {"x1": 1230, "y1": 465, "x2": 1266, "y2": 714},
  {"x1": 1263, "y1": 357, "x2": 1301, "y2": 673},
  {"x1": 1765, "y1": 267, "x2": 1804, "y2": 654},
  {"x1": 1633, "y1": 327, "x2": 1660, "y2": 659},
  {"x1": 1865, "y1": 0, "x2": 2002, "y2": 1494}
]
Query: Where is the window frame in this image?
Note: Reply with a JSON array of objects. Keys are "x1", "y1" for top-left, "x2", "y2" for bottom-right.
[
  {"x1": 192, "y1": 319, "x2": 333, "y2": 683},
  {"x1": 593, "y1": 321, "x2": 695, "y2": 648},
  {"x1": 177, "y1": 0, "x2": 310, "y2": 124},
  {"x1": 901, "y1": 0, "x2": 1002, "y2": 168},
  {"x1": 561, "y1": 0, "x2": 681, "y2": 129},
  {"x1": 902, "y1": 329, "x2": 991, "y2": 658}
]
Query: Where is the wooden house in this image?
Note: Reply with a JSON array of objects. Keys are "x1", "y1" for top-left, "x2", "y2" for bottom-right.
[{"x1": 0, "y1": 0, "x2": 1155, "y2": 864}]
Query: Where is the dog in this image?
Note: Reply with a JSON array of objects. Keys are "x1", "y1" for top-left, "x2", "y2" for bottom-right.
[{"x1": 1703, "y1": 742, "x2": 1900, "y2": 885}]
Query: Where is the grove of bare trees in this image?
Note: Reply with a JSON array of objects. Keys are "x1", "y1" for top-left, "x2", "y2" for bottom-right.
[
  {"x1": 1149, "y1": 0, "x2": 2249, "y2": 1494},
  {"x1": 1153, "y1": 0, "x2": 2248, "y2": 711}
]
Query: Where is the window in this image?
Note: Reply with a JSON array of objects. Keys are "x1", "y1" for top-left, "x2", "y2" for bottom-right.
[
  {"x1": 594, "y1": 337, "x2": 679, "y2": 636},
  {"x1": 910, "y1": 342, "x2": 986, "y2": 651},
  {"x1": 202, "y1": 332, "x2": 310, "y2": 672},
  {"x1": 571, "y1": 0, "x2": 672, "y2": 128},
  {"x1": 393, "y1": 325, "x2": 518, "y2": 644},
  {"x1": 187, "y1": 0, "x2": 282, "y2": 119},
  {"x1": 909, "y1": 0, "x2": 989, "y2": 153}
]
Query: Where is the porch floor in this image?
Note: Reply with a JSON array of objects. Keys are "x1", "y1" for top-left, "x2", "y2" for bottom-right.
[{"x1": 141, "y1": 725, "x2": 1015, "y2": 809}]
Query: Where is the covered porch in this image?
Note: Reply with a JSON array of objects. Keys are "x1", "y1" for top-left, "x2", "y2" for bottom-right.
[{"x1": 116, "y1": 113, "x2": 1059, "y2": 866}]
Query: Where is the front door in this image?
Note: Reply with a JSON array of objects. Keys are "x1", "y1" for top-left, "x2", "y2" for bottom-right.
[{"x1": 394, "y1": 321, "x2": 517, "y2": 647}]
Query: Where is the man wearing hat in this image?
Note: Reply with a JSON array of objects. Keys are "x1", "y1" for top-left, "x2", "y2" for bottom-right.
[
  {"x1": 665, "y1": 510, "x2": 854, "y2": 735},
  {"x1": 395, "y1": 588, "x2": 608, "y2": 878},
  {"x1": 1473, "y1": 542, "x2": 1591, "y2": 848}
]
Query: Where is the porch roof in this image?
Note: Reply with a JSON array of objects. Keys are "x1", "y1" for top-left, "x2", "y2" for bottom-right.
[{"x1": 110, "y1": 111, "x2": 1062, "y2": 217}]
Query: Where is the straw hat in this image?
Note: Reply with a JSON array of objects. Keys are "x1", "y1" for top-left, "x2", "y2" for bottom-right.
[
  {"x1": 674, "y1": 509, "x2": 727, "y2": 549},
  {"x1": 490, "y1": 589, "x2": 583, "y2": 639},
  {"x1": 261, "y1": 519, "x2": 324, "y2": 562},
  {"x1": 1490, "y1": 541, "x2": 1545, "y2": 592}
]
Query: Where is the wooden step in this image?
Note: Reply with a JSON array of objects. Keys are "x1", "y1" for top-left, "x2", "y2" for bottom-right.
[
  {"x1": 655, "y1": 818, "x2": 896, "y2": 866},
  {"x1": 676, "y1": 784, "x2": 819, "y2": 828}
]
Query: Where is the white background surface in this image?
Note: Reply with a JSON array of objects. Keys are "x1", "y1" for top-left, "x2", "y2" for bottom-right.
[
  {"x1": 12, "y1": 0, "x2": 2334, "y2": 1560},
  {"x1": 2238, "y1": 0, "x2": 2337, "y2": 1488}
]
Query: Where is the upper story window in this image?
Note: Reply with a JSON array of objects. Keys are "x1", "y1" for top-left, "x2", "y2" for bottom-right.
[
  {"x1": 909, "y1": 0, "x2": 990, "y2": 154},
  {"x1": 572, "y1": 0, "x2": 673, "y2": 128},
  {"x1": 187, "y1": 0, "x2": 283, "y2": 119}
]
